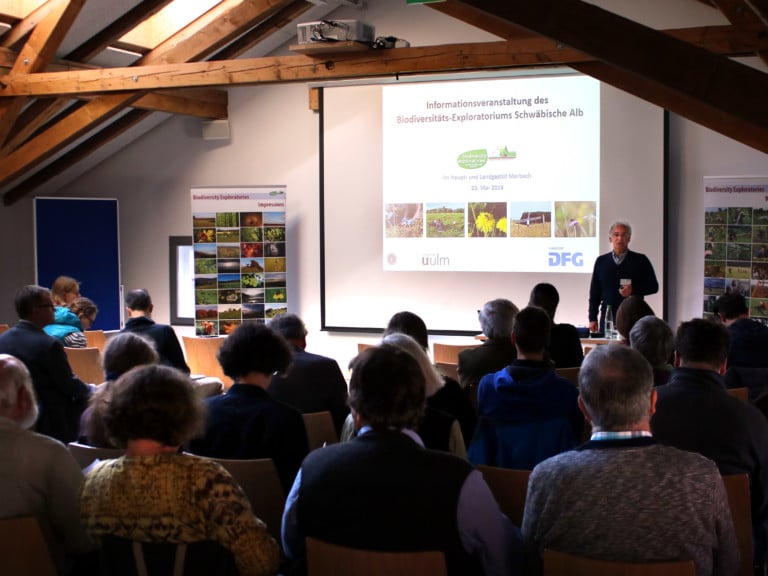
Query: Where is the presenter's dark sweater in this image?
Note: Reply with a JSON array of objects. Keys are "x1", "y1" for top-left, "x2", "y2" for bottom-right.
[
  {"x1": 588, "y1": 250, "x2": 658, "y2": 326},
  {"x1": 297, "y1": 431, "x2": 479, "y2": 576}
]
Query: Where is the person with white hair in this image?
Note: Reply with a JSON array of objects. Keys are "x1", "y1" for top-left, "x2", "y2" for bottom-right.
[{"x1": 0, "y1": 354, "x2": 94, "y2": 574}]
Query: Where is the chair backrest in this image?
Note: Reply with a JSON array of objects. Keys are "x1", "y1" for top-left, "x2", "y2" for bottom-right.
[
  {"x1": 542, "y1": 549, "x2": 696, "y2": 576},
  {"x1": 722, "y1": 473, "x2": 753, "y2": 576},
  {"x1": 64, "y1": 346, "x2": 105, "y2": 384},
  {"x1": 99, "y1": 535, "x2": 237, "y2": 576},
  {"x1": 435, "y1": 362, "x2": 459, "y2": 382},
  {"x1": 555, "y1": 366, "x2": 580, "y2": 385},
  {"x1": 476, "y1": 465, "x2": 531, "y2": 526},
  {"x1": 432, "y1": 343, "x2": 479, "y2": 365},
  {"x1": 0, "y1": 323, "x2": 9, "y2": 334},
  {"x1": 67, "y1": 441, "x2": 125, "y2": 469},
  {"x1": 0, "y1": 516, "x2": 57, "y2": 576},
  {"x1": 305, "y1": 537, "x2": 447, "y2": 576},
  {"x1": 724, "y1": 366, "x2": 768, "y2": 401},
  {"x1": 181, "y1": 336, "x2": 233, "y2": 388},
  {"x1": 209, "y1": 457, "x2": 285, "y2": 542},
  {"x1": 726, "y1": 387, "x2": 749, "y2": 402},
  {"x1": 468, "y1": 417, "x2": 578, "y2": 470},
  {"x1": 357, "y1": 342, "x2": 375, "y2": 354},
  {"x1": 84, "y1": 329, "x2": 107, "y2": 352},
  {"x1": 303, "y1": 411, "x2": 339, "y2": 451}
]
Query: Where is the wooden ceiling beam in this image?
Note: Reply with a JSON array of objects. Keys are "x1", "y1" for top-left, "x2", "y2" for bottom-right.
[
  {"x1": 452, "y1": 0, "x2": 768, "y2": 153},
  {"x1": 710, "y1": 0, "x2": 768, "y2": 68},
  {"x1": 0, "y1": 0, "x2": 71, "y2": 50},
  {"x1": 5, "y1": 22, "x2": 768, "y2": 99},
  {"x1": 66, "y1": 0, "x2": 174, "y2": 62},
  {"x1": 0, "y1": 0, "x2": 291, "y2": 200},
  {"x1": 213, "y1": 0, "x2": 313, "y2": 60},
  {"x1": 3, "y1": 109, "x2": 153, "y2": 207},
  {"x1": 0, "y1": 0, "x2": 84, "y2": 146}
]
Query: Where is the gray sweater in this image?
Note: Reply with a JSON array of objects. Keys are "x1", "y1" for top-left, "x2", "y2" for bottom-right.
[{"x1": 522, "y1": 438, "x2": 739, "y2": 576}]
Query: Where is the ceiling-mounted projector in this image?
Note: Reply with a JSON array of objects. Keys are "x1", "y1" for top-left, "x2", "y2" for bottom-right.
[{"x1": 297, "y1": 20, "x2": 375, "y2": 44}]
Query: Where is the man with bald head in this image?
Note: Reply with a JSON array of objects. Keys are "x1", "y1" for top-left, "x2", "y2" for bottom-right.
[{"x1": 0, "y1": 354, "x2": 93, "y2": 573}]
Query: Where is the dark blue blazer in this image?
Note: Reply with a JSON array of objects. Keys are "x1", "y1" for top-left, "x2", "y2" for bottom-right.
[
  {"x1": 188, "y1": 384, "x2": 309, "y2": 491},
  {"x1": 122, "y1": 316, "x2": 190, "y2": 373},
  {"x1": 0, "y1": 320, "x2": 89, "y2": 442},
  {"x1": 268, "y1": 346, "x2": 349, "y2": 434}
]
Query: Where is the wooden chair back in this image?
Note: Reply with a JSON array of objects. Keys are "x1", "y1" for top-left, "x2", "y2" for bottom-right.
[
  {"x1": 542, "y1": 549, "x2": 695, "y2": 575},
  {"x1": 181, "y1": 336, "x2": 233, "y2": 388},
  {"x1": 357, "y1": 343, "x2": 375, "y2": 354},
  {"x1": 435, "y1": 362, "x2": 459, "y2": 382},
  {"x1": 722, "y1": 473, "x2": 753, "y2": 576},
  {"x1": 477, "y1": 465, "x2": 531, "y2": 526},
  {"x1": 208, "y1": 457, "x2": 285, "y2": 542},
  {"x1": 727, "y1": 387, "x2": 749, "y2": 402},
  {"x1": 67, "y1": 442, "x2": 125, "y2": 469},
  {"x1": 64, "y1": 346, "x2": 105, "y2": 384},
  {"x1": 305, "y1": 537, "x2": 447, "y2": 576},
  {"x1": 432, "y1": 343, "x2": 479, "y2": 365},
  {"x1": 303, "y1": 411, "x2": 339, "y2": 451},
  {"x1": 99, "y1": 535, "x2": 236, "y2": 576},
  {"x1": 555, "y1": 367, "x2": 580, "y2": 385},
  {"x1": 0, "y1": 323, "x2": 9, "y2": 335},
  {"x1": 84, "y1": 329, "x2": 107, "y2": 352},
  {"x1": 0, "y1": 516, "x2": 56, "y2": 576}
]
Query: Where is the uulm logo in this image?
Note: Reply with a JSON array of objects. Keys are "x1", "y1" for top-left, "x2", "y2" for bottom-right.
[
  {"x1": 422, "y1": 254, "x2": 450, "y2": 266},
  {"x1": 548, "y1": 252, "x2": 584, "y2": 266}
]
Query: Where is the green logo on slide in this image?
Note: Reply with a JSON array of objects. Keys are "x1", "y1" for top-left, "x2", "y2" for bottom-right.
[{"x1": 457, "y1": 149, "x2": 488, "y2": 169}]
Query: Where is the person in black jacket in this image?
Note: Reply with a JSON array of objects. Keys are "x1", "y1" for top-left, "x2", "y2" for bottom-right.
[
  {"x1": 528, "y1": 283, "x2": 584, "y2": 367},
  {"x1": 0, "y1": 285, "x2": 90, "y2": 442},
  {"x1": 121, "y1": 288, "x2": 190, "y2": 374}
]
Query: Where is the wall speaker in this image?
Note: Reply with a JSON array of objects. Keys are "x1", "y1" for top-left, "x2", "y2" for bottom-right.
[{"x1": 202, "y1": 119, "x2": 230, "y2": 141}]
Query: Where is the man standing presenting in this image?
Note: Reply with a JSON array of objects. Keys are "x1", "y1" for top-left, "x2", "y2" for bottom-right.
[{"x1": 588, "y1": 221, "x2": 658, "y2": 333}]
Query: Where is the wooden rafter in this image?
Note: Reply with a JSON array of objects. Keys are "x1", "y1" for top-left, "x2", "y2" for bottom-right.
[
  {"x1": 0, "y1": 0, "x2": 70, "y2": 50},
  {"x1": 710, "y1": 0, "x2": 768, "y2": 66},
  {"x1": 4, "y1": 23, "x2": 768, "y2": 98},
  {"x1": 0, "y1": 0, "x2": 290, "y2": 200},
  {"x1": 451, "y1": 0, "x2": 768, "y2": 155},
  {"x1": 0, "y1": 0, "x2": 84, "y2": 145}
]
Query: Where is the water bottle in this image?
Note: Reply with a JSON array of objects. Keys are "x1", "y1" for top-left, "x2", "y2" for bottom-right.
[{"x1": 605, "y1": 305, "x2": 615, "y2": 339}]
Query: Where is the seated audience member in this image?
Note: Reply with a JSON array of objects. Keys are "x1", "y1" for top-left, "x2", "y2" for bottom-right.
[
  {"x1": 384, "y1": 310, "x2": 476, "y2": 443},
  {"x1": 51, "y1": 275, "x2": 81, "y2": 307},
  {"x1": 44, "y1": 297, "x2": 98, "y2": 348},
  {"x1": 267, "y1": 314, "x2": 348, "y2": 434},
  {"x1": 458, "y1": 298, "x2": 519, "y2": 409},
  {"x1": 340, "y1": 332, "x2": 467, "y2": 458},
  {"x1": 121, "y1": 289, "x2": 190, "y2": 373},
  {"x1": 80, "y1": 365, "x2": 280, "y2": 576},
  {"x1": 0, "y1": 354, "x2": 94, "y2": 574},
  {"x1": 187, "y1": 323, "x2": 308, "y2": 492},
  {"x1": 652, "y1": 318, "x2": 768, "y2": 572},
  {"x1": 79, "y1": 332, "x2": 159, "y2": 447},
  {"x1": 282, "y1": 344, "x2": 524, "y2": 575},
  {"x1": 523, "y1": 344, "x2": 738, "y2": 575},
  {"x1": 629, "y1": 316, "x2": 674, "y2": 386},
  {"x1": 614, "y1": 295, "x2": 655, "y2": 342},
  {"x1": 528, "y1": 283, "x2": 584, "y2": 367},
  {"x1": 0, "y1": 285, "x2": 90, "y2": 443},
  {"x1": 468, "y1": 306, "x2": 581, "y2": 469},
  {"x1": 715, "y1": 292, "x2": 768, "y2": 399}
]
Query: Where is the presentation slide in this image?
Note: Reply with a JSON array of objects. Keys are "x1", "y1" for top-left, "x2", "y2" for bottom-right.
[
  {"x1": 382, "y1": 75, "x2": 600, "y2": 273},
  {"x1": 321, "y1": 70, "x2": 664, "y2": 333}
]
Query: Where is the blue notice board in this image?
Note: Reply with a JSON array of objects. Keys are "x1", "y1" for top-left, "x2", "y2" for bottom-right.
[{"x1": 34, "y1": 198, "x2": 121, "y2": 330}]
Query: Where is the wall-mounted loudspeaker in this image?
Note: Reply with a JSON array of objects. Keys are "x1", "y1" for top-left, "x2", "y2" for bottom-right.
[{"x1": 202, "y1": 119, "x2": 230, "y2": 141}]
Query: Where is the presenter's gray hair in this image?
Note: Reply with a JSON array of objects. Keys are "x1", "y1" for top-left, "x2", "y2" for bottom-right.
[
  {"x1": 479, "y1": 298, "x2": 519, "y2": 340},
  {"x1": 608, "y1": 220, "x2": 632, "y2": 237},
  {"x1": 630, "y1": 316, "x2": 674, "y2": 367},
  {"x1": 578, "y1": 344, "x2": 653, "y2": 431}
]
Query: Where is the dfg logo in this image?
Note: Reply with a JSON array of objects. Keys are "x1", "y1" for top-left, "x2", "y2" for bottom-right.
[{"x1": 548, "y1": 252, "x2": 584, "y2": 267}]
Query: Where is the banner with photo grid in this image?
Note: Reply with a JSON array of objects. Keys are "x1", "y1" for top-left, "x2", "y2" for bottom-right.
[{"x1": 191, "y1": 186, "x2": 287, "y2": 335}]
